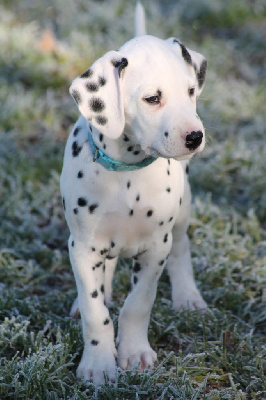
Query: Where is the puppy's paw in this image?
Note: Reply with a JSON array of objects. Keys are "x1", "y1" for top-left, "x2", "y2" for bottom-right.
[
  {"x1": 77, "y1": 342, "x2": 117, "y2": 386},
  {"x1": 172, "y1": 288, "x2": 207, "y2": 311},
  {"x1": 118, "y1": 342, "x2": 157, "y2": 370}
]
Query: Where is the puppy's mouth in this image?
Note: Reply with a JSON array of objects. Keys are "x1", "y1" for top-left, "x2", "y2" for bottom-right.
[{"x1": 144, "y1": 146, "x2": 195, "y2": 160}]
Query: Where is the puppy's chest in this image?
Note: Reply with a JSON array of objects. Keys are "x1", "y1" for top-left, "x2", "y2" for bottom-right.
[{"x1": 89, "y1": 158, "x2": 184, "y2": 227}]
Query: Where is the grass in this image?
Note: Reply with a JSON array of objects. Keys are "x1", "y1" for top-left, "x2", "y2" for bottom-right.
[{"x1": 0, "y1": 0, "x2": 265, "y2": 398}]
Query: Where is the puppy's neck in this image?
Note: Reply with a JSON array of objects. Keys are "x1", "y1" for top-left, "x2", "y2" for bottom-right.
[{"x1": 88, "y1": 123, "x2": 147, "y2": 164}]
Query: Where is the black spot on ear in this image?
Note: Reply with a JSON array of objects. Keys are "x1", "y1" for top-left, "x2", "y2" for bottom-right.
[
  {"x1": 112, "y1": 57, "x2": 128, "y2": 77},
  {"x1": 78, "y1": 197, "x2": 88, "y2": 207},
  {"x1": 80, "y1": 68, "x2": 93, "y2": 78},
  {"x1": 90, "y1": 98, "x2": 105, "y2": 113},
  {"x1": 86, "y1": 82, "x2": 99, "y2": 92},
  {"x1": 73, "y1": 127, "x2": 81, "y2": 136},
  {"x1": 186, "y1": 164, "x2": 189, "y2": 174},
  {"x1": 197, "y1": 59, "x2": 207, "y2": 89},
  {"x1": 99, "y1": 77, "x2": 106, "y2": 86},
  {"x1": 89, "y1": 203, "x2": 99, "y2": 214},
  {"x1": 96, "y1": 116, "x2": 107, "y2": 125},
  {"x1": 72, "y1": 141, "x2": 82, "y2": 157},
  {"x1": 173, "y1": 39, "x2": 192, "y2": 66},
  {"x1": 71, "y1": 90, "x2": 82, "y2": 105}
]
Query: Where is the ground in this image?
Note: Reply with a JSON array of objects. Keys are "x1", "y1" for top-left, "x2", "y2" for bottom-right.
[{"x1": 0, "y1": 0, "x2": 265, "y2": 399}]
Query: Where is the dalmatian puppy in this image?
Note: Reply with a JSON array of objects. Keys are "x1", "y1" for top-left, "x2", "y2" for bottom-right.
[{"x1": 60, "y1": 6, "x2": 207, "y2": 386}]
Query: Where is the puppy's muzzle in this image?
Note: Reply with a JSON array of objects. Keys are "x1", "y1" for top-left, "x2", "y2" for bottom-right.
[{"x1": 185, "y1": 131, "x2": 203, "y2": 151}]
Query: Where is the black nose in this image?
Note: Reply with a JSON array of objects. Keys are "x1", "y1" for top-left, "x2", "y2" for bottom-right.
[{"x1": 185, "y1": 131, "x2": 203, "y2": 151}]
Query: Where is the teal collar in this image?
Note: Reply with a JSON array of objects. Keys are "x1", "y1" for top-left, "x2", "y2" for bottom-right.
[{"x1": 88, "y1": 130, "x2": 157, "y2": 172}]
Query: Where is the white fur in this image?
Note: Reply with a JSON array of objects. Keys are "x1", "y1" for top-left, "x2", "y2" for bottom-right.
[{"x1": 61, "y1": 6, "x2": 207, "y2": 386}]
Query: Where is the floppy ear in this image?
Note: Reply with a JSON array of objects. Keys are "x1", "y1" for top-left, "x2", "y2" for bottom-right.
[
  {"x1": 166, "y1": 38, "x2": 207, "y2": 96},
  {"x1": 69, "y1": 51, "x2": 128, "y2": 139}
]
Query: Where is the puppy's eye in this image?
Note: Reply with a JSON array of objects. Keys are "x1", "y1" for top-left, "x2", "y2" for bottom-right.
[
  {"x1": 188, "y1": 87, "x2": 195, "y2": 97},
  {"x1": 144, "y1": 95, "x2": 160, "y2": 104}
]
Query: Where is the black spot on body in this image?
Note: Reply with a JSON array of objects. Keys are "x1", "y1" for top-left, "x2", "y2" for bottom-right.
[
  {"x1": 73, "y1": 127, "x2": 81, "y2": 137},
  {"x1": 127, "y1": 146, "x2": 133, "y2": 152},
  {"x1": 100, "y1": 284, "x2": 104, "y2": 294},
  {"x1": 186, "y1": 164, "x2": 189, "y2": 175},
  {"x1": 136, "y1": 194, "x2": 140, "y2": 201},
  {"x1": 103, "y1": 318, "x2": 110, "y2": 325},
  {"x1": 89, "y1": 203, "x2": 99, "y2": 214},
  {"x1": 71, "y1": 240, "x2": 74, "y2": 247},
  {"x1": 133, "y1": 262, "x2": 141, "y2": 273},
  {"x1": 92, "y1": 247, "x2": 96, "y2": 251},
  {"x1": 167, "y1": 169, "x2": 170, "y2": 176},
  {"x1": 180, "y1": 198, "x2": 182, "y2": 206},
  {"x1": 159, "y1": 221, "x2": 164, "y2": 226},
  {"x1": 80, "y1": 68, "x2": 93, "y2": 78},
  {"x1": 100, "y1": 248, "x2": 108, "y2": 255},
  {"x1": 95, "y1": 261, "x2": 102, "y2": 268},
  {"x1": 72, "y1": 141, "x2": 82, "y2": 157},
  {"x1": 111, "y1": 241, "x2": 115, "y2": 248},
  {"x1": 127, "y1": 181, "x2": 131, "y2": 189},
  {"x1": 159, "y1": 259, "x2": 164, "y2": 266},
  {"x1": 71, "y1": 90, "x2": 82, "y2": 105},
  {"x1": 103, "y1": 144, "x2": 106, "y2": 150},
  {"x1": 78, "y1": 197, "x2": 88, "y2": 207},
  {"x1": 77, "y1": 171, "x2": 83, "y2": 178},
  {"x1": 168, "y1": 216, "x2": 173, "y2": 222},
  {"x1": 73, "y1": 208, "x2": 78, "y2": 214},
  {"x1": 164, "y1": 233, "x2": 168, "y2": 243},
  {"x1": 123, "y1": 134, "x2": 130, "y2": 142},
  {"x1": 96, "y1": 116, "x2": 107, "y2": 125},
  {"x1": 164, "y1": 132, "x2": 169, "y2": 137},
  {"x1": 91, "y1": 339, "x2": 99, "y2": 346},
  {"x1": 147, "y1": 210, "x2": 153, "y2": 217},
  {"x1": 62, "y1": 197, "x2": 65, "y2": 210},
  {"x1": 133, "y1": 150, "x2": 140, "y2": 155},
  {"x1": 86, "y1": 82, "x2": 99, "y2": 92},
  {"x1": 168, "y1": 159, "x2": 171, "y2": 165},
  {"x1": 90, "y1": 98, "x2": 105, "y2": 113},
  {"x1": 91, "y1": 290, "x2": 98, "y2": 298},
  {"x1": 166, "y1": 187, "x2": 171, "y2": 193},
  {"x1": 99, "y1": 133, "x2": 103, "y2": 142},
  {"x1": 133, "y1": 276, "x2": 138, "y2": 284},
  {"x1": 129, "y1": 209, "x2": 134, "y2": 216}
]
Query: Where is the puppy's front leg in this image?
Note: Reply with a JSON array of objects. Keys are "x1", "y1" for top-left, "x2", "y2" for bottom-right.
[
  {"x1": 69, "y1": 237, "x2": 117, "y2": 385},
  {"x1": 117, "y1": 240, "x2": 172, "y2": 370}
]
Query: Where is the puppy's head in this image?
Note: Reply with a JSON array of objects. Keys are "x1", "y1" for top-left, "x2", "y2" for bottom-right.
[{"x1": 70, "y1": 35, "x2": 207, "y2": 160}]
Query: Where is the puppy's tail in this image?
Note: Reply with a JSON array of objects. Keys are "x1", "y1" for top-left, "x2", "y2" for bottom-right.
[{"x1": 135, "y1": 1, "x2": 146, "y2": 37}]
